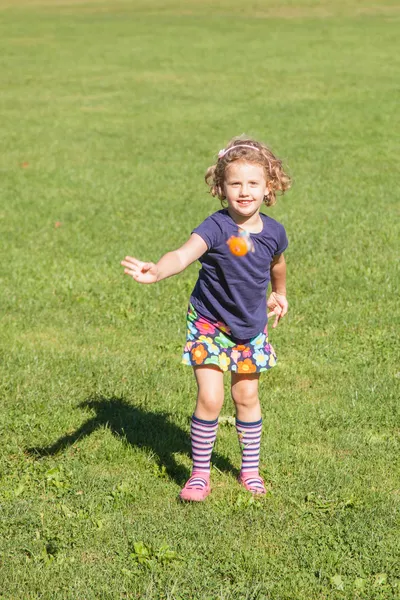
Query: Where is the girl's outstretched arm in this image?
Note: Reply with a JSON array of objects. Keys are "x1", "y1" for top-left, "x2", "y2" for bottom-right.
[
  {"x1": 268, "y1": 253, "x2": 288, "y2": 328},
  {"x1": 121, "y1": 233, "x2": 208, "y2": 284}
]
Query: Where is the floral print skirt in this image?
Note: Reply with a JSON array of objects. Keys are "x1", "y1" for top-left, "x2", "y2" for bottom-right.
[{"x1": 181, "y1": 304, "x2": 277, "y2": 374}]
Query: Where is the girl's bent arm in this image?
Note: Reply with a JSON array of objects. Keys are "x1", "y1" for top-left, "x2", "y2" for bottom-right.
[
  {"x1": 121, "y1": 233, "x2": 208, "y2": 284},
  {"x1": 268, "y1": 253, "x2": 288, "y2": 328},
  {"x1": 270, "y1": 253, "x2": 287, "y2": 295}
]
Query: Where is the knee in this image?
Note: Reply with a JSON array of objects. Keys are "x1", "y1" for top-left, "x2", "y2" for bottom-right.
[
  {"x1": 197, "y1": 391, "x2": 224, "y2": 415},
  {"x1": 231, "y1": 386, "x2": 259, "y2": 410}
]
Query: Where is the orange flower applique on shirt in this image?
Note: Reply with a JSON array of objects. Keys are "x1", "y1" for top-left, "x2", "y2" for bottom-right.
[
  {"x1": 237, "y1": 358, "x2": 257, "y2": 374},
  {"x1": 191, "y1": 343, "x2": 208, "y2": 365}
]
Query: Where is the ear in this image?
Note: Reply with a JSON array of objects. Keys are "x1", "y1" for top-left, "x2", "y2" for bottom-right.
[
  {"x1": 265, "y1": 180, "x2": 273, "y2": 195},
  {"x1": 263, "y1": 181, "x2": 272, "y2": 202}
]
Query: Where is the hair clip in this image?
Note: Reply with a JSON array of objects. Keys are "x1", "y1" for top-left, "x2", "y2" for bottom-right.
[{"x1": 217, "y1": 144, "x2": 260, "y2": 160}]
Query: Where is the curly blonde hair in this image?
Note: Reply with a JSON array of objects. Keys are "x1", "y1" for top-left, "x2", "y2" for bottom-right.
[{"x1": 205, "y1": 135, "x2": 291, "y2": 207}]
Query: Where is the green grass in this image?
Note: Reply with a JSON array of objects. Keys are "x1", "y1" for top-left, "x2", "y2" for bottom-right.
[{"x1": 0, "y1": 1, "x2": 399, "y2": 598}]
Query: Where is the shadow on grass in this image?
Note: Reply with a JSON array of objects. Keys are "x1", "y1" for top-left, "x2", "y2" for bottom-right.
[{"x1": 26, "y1": 396, "x2": 237, "y2": 485}]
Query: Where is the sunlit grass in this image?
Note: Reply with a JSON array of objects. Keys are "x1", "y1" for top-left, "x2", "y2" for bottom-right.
[{"x1": 0, "y1": 1, "x2": 399, "y2": 598}]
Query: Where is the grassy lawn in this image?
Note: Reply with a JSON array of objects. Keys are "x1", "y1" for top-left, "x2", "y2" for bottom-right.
[{"x1": 0, "y1": 0, "x2": 399, "y2": 598}]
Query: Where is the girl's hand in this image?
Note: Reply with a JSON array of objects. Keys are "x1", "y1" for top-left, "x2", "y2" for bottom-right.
[
  {"x1": 267, "y1": 292, "x2": 288, "y2": 329},
  {"x1": 121, "y1": 256, "x2": 158, "y2": 284}
]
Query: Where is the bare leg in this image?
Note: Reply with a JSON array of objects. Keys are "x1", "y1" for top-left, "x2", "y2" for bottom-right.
[
  {"x1": 230, "y1": 372, "x2": 261, "y2": 422},
  {"x1": 194, "y1": 365, "x2": 225, "y2": 420},
  {"x1": 180, "y1": 366, "x2": 224, "y2": 502},
  {"x1": 231, "y1": 372, "x2": 266, "y2": 494}
]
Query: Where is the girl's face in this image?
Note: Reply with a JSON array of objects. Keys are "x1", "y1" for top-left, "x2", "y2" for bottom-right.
[{"x1": 222, "y1": 161, "x2": 269, "y2": 223}]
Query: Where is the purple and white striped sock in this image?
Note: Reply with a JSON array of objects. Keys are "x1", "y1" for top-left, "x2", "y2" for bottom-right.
[
  {"x1": 236, "y1": 417, "x2": 262, "y2": 476},
  {"x1": 190, "y1": 415, "x2": 219, "y2": 487}
]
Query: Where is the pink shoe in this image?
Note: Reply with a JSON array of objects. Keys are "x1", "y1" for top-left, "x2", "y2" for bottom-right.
[
  {"x1": 179, "y1": 472, "x2": 211, "y2": 502},
  {"x1": 238, "y1": 471, "x2": 266, "y2": 495}
]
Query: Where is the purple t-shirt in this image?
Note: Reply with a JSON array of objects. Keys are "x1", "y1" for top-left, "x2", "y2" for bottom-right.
[{"x1": 190, "y1": 209, "x2": 288, "y2": 340}]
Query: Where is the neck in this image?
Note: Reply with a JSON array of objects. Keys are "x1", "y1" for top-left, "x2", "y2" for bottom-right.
[{"x1": 227, "y1": 209, "x2": 263, "y2": 233}]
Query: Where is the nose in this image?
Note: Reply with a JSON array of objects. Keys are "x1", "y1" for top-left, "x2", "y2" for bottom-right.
[{"x1": 240, "y1": 184, "x2": 250, "y2": 197}]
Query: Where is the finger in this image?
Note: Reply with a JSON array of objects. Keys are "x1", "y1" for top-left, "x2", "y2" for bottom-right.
[
  {"x1": 121, "y1": 260, "x2": 139, "y2": 270},
  {"x1": 272, "y1": 314, "x2": 281, "y2": 328},
  {"x1": 123, "y1": 268, "x2": 137, "y2": 278},
  {"x1": 267, "y1": 311, "x2": 278, "y2": 319},
  {"x1": 271, "y1": 308, "x2": 283, "y2": 328},
  {"x1": 124, "y1": 256, "x2": 140, "y2": 264},
  {"x1": 277, "y1": 303, "x2": 287, "y2": 319},
  {"x1": 121, "y1": 258, "x2": 143, "y2": 269},
  {"x1": 122, "y1": 257, "x2": 145, "y2": 271},
  {"x1": 273, "y1": 307, "x2": 288, "y2": 327}
]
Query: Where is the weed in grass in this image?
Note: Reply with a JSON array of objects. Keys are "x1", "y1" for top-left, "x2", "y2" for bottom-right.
[{"x1": 129, "y1": 541, "x2": 182, "y2": 567}]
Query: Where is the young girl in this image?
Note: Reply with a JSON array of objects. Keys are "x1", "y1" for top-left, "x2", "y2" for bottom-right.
[{"x1": 121, "y1": 136, "x2": 291, "y2": 502}]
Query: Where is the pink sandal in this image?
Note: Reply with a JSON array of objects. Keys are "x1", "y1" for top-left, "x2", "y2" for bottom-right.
[
  {"x1": 238, "y1": 471, "x2": 266, "y2": 495},
  {"x1": 179, "y1": 472, "x2": 211, "y2": 502}
]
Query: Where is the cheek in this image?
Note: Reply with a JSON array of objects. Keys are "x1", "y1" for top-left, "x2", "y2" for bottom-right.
[{"x1": 223, "y1": 186, "x2": 233, "y2": 199}]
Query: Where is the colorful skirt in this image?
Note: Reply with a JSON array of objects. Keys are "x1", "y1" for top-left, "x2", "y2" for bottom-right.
[{"x1": 181, "y1": 304, "x2": 277, "y2": 374}]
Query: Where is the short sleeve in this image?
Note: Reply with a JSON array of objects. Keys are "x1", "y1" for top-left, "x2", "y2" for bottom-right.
[
  {"x1": 192, "y1": 214, "x2": 223, "y2": 250},
  {"x1": 275, "y1": 223, "x2": 288, "y2": 255}
]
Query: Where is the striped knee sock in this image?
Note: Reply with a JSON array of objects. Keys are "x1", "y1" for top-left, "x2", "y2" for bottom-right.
[
  {"x1": 190, "y1": 414, "x2": 219, "y2": 487},
  {"x1": 236, "y1": 417, "x2": 262, "y2": 476}
]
